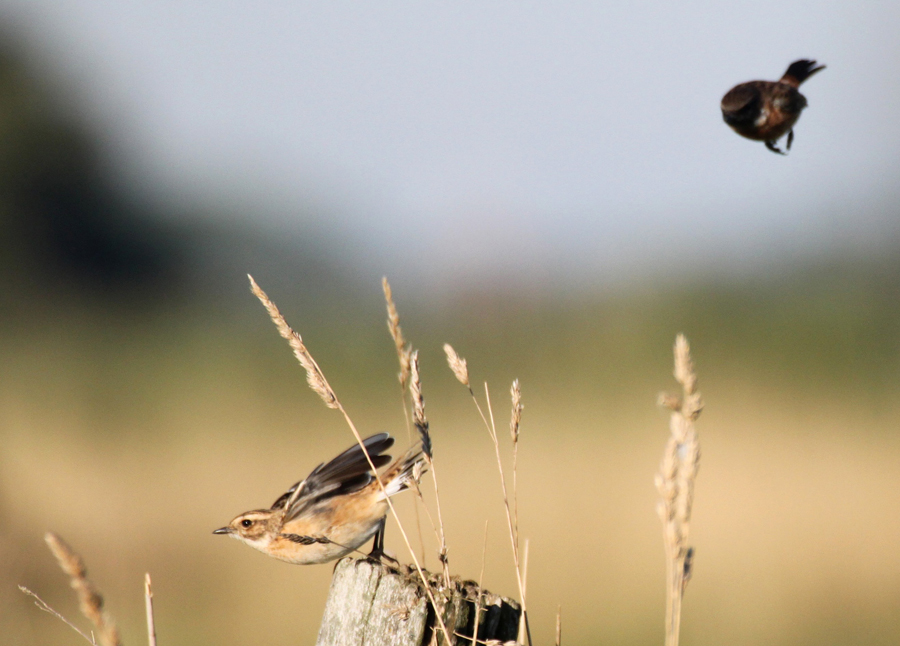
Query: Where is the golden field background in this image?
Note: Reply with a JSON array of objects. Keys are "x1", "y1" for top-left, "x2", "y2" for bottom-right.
[
  {"x1": 1, "y1": 20, "x2": 899, "y2": 644},
  {"x1": 2, "y1": 267, "x2": 900, "y2": 646}
]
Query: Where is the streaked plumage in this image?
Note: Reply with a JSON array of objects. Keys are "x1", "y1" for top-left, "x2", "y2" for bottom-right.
[{"x1": 213, "y1": 433, "x2": 426, "y2": 564}]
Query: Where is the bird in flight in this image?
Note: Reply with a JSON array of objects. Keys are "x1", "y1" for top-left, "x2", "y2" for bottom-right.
[{"x1": 721, "y1": 59, "x2": 825, "y2": 155}]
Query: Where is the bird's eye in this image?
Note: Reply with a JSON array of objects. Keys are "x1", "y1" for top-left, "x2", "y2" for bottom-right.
[{"x1": 241, "y1": 519, "x2": 253, "y2": 528}]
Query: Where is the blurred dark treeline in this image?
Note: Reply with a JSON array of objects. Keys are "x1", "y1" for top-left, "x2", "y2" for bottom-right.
[
  {"x1": 0, "y1": 38, "x2": 165, "y2": 292},
  {"x1": 0, "y1": 29, "x2": 371, "y2": 322}
]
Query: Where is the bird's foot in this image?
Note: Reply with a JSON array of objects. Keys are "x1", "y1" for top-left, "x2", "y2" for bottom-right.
[
  {"x1": 366, "y1": 547, "x2": 400, "y2": 570},
  {"x1": 765, "y1": 140, "x2": 787, "y2": 155}
]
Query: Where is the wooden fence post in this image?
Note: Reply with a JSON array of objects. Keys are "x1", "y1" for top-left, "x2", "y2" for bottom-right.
[{"x1": 316, "y1": 558, "x2": 521, "y2": 646}]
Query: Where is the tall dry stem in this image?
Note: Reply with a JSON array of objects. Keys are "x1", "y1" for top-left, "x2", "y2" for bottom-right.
[
  {"x1": 443, "y1": 344, "x2": 532, "y2": 646},
  {"x1": 509, "y1": 380, "x2": 523, "y2": 552},
  {"x1": 410, "y1": 350, "x2": 451, "y2": 586},
  {"x1": 145, "y1": 573, "x2": 157, "y2": 646},
  {"x1": 519, "y1": 538, "x2": 530, "y2": 644},
  {"x1": 382, "y1": 277, "x2": 412, "y2": 393},
  {"x1": 382, "y1": 277, "x2": 427, "y2": 563},
  {"x1": 555, "y1": 605, "x2": 562, "y2": 646},
  {"x1": 471, "y1": 521, "x2": 490, "y2": 646},
  {"x1": 655, "y1": 334, "x2": 702, "y2": 646},
  {"x1": 249, "y1": 275, "x2": 337, "y2": 409}
]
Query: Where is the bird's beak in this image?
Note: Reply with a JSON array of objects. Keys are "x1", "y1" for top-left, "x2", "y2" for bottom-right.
[{"x1": 213, "y1": 527, "x2": 231, "y2": 535}]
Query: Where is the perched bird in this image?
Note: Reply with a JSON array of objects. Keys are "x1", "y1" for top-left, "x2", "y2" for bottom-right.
[
  {"x1": 214, "y1": 433, "x2": 426, "y2": 564},
  {"x1": 721, "y1": 59, "x2": 825, "y2": 154}
]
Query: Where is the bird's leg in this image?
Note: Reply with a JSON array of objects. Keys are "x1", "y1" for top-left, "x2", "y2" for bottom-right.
[
  {"x1": 369, "y1": 518, "x2": 385, "y2": 556},
  {"x1": 765, "y1": 140, "x2": 786, "y2": 155},
  {"x1": 786, "y1": 130, "x2": 794, "y2": 151},
  {"x1": 367, "y1": 518, "x2": 399, "y2": 566}
]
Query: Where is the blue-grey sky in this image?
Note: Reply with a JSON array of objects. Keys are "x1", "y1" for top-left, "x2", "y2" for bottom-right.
[{"x1": 5, "y1": 1, "x2": 900, "y2": 287}]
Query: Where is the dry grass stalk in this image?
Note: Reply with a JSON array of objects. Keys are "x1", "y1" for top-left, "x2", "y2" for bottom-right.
[
  {"x1": 248, "y1": 275, "x2": 337, "y2": 409},
  {"x1": 382, "y1": 277, "x2": 412, "y2": 392},
  {"x1": 145, "y1": 573, "x2": 157, "y2": 646},
  {"x1": 18, "y1": 585, "x2": 99, "y2": 645},
  {"x1": 470, "y1": 521, "x2": 490, "y2": 646},
  {"x1": 555, "y1": 605, "x2": 562, "y2": 646},
  {"x1": 382, "y1": 277, "x2": 427, "y2": 564},
  {"x1": 44, "y1": 532, "x2": 121, "y2": 646},
  {"x1": 519, "y1": 538, "x2": 530, "y2": 644},
  {"x1": 443, "y1": 344, "x2": 531, "y2": 646},
  {"x1": 508, "y1": 380, "x2": 522, "y2": 444},
  {"x1": 409, "y1": 350, "x2": 451, "y2": 587},
  {"x1": 483, "y1": 383, "x2": 531, "y2": 646},
  {"x1": 409, "y1": 464, "x2": 442, "y2": 543},
  {"x1": 509, "y1": 380, "x2": 523, "y2": 551},
  {"x1": 443, "y1": 343, "x2": 470, "y2": 389},
  {"x1": 409, "y1": 350, "x2": 429, "y2": 449},
  {"x1": 655, "y1": 334, "x2": 702, "y2": 646},
  {"x1": 248, "y1": 277, "x2": 453, "y2": 645}
]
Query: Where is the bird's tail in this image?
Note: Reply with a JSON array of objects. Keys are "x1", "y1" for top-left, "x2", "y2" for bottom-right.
[
  {"x1": 781, "y1": 59, "x2": 825, "y2": 87},
  {"x1": 378, "y1": 442, "x2": 429, "y2": 498}
]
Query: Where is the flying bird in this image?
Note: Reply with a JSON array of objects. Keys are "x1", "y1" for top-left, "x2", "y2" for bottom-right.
[{"x1": 721, "y1": 59, "x2": 825, "y2": 154}]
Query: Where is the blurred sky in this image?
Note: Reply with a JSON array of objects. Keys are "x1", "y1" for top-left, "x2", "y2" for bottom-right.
[{"x1": 3, "y1": 1, "x2": 900, "y2": 287}]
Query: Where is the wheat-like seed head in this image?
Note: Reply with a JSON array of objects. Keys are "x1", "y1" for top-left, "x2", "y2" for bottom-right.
[
  {"x1": 673, "y1": 335, "x2": 695, "y2": 394},
  {"x1": 248, "y1": 275, "x2": 338, "y2": 409},
  {"x1": 443, "y1": 343, "x2": 470, "y2": 387},
  {"x1": 382, "y1": 277, "x2": 412, "y2": 389},
  {"x1": 509, "y1": 380, "x2": 523, "y2": 444},
  {"x1": 45, "y1": 532, "x2": 121, "y2": 646},
  {"x1": 412, "y1": 460, "x2": 426, "y2": 483},
  {"x1": 657, "y1": 334, "x2": 703, "y2": 646},
  {"x1": 44, "y1": 533, "x2": 86, "y2": 580},
  {"x1": 410, "y1": 350, "x2": 426, "y2": 429},
  {"x1": 409, "y1": 350, "x2": 433, "y2": 459},
  {"x1": 674, "y1": 334, "x2": 703, "y2": 419},
  {"x1": 657, "y1": 392, "x2": 681, "y2": 411}
]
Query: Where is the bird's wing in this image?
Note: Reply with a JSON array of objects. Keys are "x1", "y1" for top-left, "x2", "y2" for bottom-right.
[
  {"x1": 721, "y1": 82, "x2": 762, "y2": 114},
  {"x1": 273, "y1": 433, "x2": 395, "y2": 521}
]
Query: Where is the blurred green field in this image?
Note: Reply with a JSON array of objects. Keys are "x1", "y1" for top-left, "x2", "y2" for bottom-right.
[{"x1": 3, "y1": 265, "x2": 900, "y2": 645}]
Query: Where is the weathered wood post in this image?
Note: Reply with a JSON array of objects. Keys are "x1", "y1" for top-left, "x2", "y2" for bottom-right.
[{"x1": 316, "y1": 558, "x2": 521, "y2": 646}]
